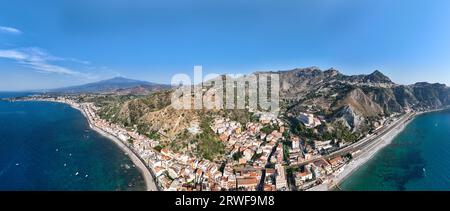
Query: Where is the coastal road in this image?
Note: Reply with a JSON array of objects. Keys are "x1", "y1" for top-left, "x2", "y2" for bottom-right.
[{"x1": 295, "y1": 112, "x2": 415, "y2": 167}]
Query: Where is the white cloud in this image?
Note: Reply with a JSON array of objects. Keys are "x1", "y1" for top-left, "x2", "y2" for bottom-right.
[
  {"x1": 0, "y1": 47, "x2": 92, "y2": 78},
  {"x1": 0, "y1": 49, "x2": 27, "y2": 60},
  {"x1": 0, "y1": 26, "x2": 22, "y2": 35}
]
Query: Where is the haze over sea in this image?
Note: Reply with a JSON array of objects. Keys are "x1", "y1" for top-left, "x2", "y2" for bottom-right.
[
  {"x1": 341, "y1": 109, "x2": 450, "y2": 191},
  {"x1": 0, "y1": 92, "x2": 145, "y2": 190}
]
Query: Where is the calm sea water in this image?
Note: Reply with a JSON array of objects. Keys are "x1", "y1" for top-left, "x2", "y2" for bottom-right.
[
  {"x1": 341, "y1": 109, "x2": 450, "y2": 191},
  {"x1": 0, "y1": 92, "x2": 145, "y2": 191}
]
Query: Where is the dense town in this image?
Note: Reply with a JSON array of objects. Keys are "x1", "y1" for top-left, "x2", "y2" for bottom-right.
[{"x1": 16, "y1": 95, "x2": 409, "y2": 191}]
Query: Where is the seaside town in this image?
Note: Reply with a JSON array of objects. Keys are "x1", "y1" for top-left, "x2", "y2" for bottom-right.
[{"x1": 13, "y1": 95, "x2": 415, "y2": 191}]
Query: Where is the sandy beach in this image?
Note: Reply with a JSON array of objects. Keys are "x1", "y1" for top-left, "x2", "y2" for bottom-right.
[
  {"x1": 88, "y1": 123, "x2": 159, "y2": 191},
  {"x1": 70, "y1": 103, "x2": 159, "y2": 191},
  {"x1": 308, "y1": 113, "x2": 416, "y2": 191},
  {"x1": 333, "y1": 117, "x2": 412, "y2": 189},
  {"x1": 327, "y1": 109, "x2": 450, "y2": 190}
]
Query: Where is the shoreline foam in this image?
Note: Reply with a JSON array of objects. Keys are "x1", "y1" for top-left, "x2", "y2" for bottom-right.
[
  {"x1": 333, "y1": 115, "x2": 413, "y2": 190},
  {"x1": 308, "y1": 113, "x2": 416, "y2": 191},
  {"x1": 331, "y1": 108, "x2": 450, "y2": 191},
  {"x1": 30, "y1": 100, "x2": 159, "y2": 191},
  {"x1": 73, "y1": 104, "x2": 159, "y2": 191}
]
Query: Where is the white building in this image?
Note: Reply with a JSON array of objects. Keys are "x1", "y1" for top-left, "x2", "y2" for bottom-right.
[
  {"x1": 275, "y1": 164, "x2": 288, "y2": 190},
  {"x1": 292, "y1": 139, "x2": 300, "y2": 151},
  {"x1": 298, "y1": 113, "x2": 321, "y2": 128}
]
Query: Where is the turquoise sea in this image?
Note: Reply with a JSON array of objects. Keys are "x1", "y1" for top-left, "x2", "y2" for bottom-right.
[
  {"x1": 341, "y1": 109, "x2": 450, "y2": 191},
  {"x1": 0, "y1": 92, "x2": 145, "y2": 190}
]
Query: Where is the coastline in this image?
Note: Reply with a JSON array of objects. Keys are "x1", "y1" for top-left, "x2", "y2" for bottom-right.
[
  {"x1": 313, "y1": 108, "x2": 450, "y2": 191},
  {"x1": 71, "y1": 104, "x2": 159, "y2": 191},
  {"x1": 87, "y1": 120, "x2": 159, "y2": 191},
  {"x1": 308, "y1": 113, "x2": 416, "y2": 191},
  {"x1": 332, "y1": 115, "x2": 414, "y2": 190},
  {"x1": 24, "y1": 99, "x2": 159, "y2": 191},
  {"x1": 13, "y1": 96, "x2": 450, "y2": 191}
]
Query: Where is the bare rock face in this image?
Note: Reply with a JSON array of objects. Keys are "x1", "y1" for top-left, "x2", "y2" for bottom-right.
[
  {"x1": 272, "y1": 67, "x2": 450, "y2": 132},
  {"x1": 340, "y1": 88, "x2": 384, "y2": 117},
  {"x1": 278, "y1": 67, "x2": 339, "y2": 100},
  {"x1": 411, "y1": 82, "x2": 449, "y2": 108},
  {"x1": 335, "y1": 105, "x2": 365, "y2": 131},
  {"x1": 333, "y1": 88, "x2": 383, "y2": 131},
  {"x1": 345, "y1": 70, "x2": 394, "y2": 85}
]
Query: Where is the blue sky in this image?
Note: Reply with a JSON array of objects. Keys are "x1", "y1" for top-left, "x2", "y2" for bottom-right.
[{"x1": 1, "y1": 0, "x2": 450, "y2": 90}]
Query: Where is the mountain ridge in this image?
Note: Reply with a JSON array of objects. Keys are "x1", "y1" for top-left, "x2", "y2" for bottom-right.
[
  {"x1": 49, "y1": 77, "x2": 170, "y2": 94},
  {"x1": 269, "y1": 67, "x2": 449, "y2": 132},
  {"x1": 89, "y1": 67, "x2": 450, "y2": 158}
]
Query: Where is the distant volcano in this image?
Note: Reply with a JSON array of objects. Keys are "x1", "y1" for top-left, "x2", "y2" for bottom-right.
[{"x1": 49, "y1": 77, "x2": 170, "y2": 94}]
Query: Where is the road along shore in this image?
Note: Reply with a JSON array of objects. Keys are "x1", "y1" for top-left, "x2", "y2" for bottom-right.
[
  {"x1": 308, "y1": 113, "x2": 415, "y2": 191},
  {"x1": 70, "y1": 103, "x2": 159, "y2": 191}
]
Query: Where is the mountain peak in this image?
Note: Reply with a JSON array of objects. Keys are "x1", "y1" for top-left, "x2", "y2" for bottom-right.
[
  {"x1": 111, "y1": 76, "x2": 128, "y2": 80},
  {"x1": 50, "y1": 77, "x2": 169, "y2": 93},
  {"x1": 366, "y1": 70, "x2": 393, "y2": 83},
  {"x1": 370, "y1": 70, "x2": 382, "y2": 75},
  {"x1": 101, "y1": 77, "x2": 145, "y2": 83},
  {"x1": 369, "y1": 70, "x2": 386, "y2": 77},
  {"x1": 324, "y1": 68, "x2": 341, "y2": 76}
]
